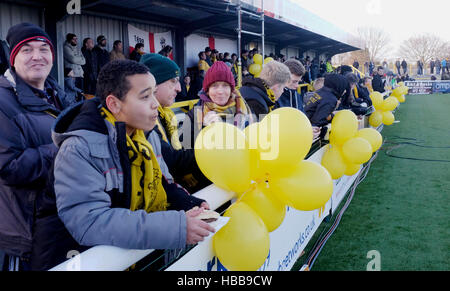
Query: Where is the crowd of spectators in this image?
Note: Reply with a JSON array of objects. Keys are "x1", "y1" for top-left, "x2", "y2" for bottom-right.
[{"x1": 0, "y1": 22, "x2": 394, "y2": 271}]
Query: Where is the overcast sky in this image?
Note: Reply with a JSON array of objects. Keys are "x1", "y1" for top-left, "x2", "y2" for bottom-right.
[{"x1": 290, "y1": 0, "x2": 450, "y2": 58}]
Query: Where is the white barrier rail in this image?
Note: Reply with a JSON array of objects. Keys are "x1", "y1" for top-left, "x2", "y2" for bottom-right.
[
  {"x1": 50, "y1": 121, "x2": 371, "y2": 271},
  {"x1": 49, "y1": 185, "x2": 236, "y2": 271}
]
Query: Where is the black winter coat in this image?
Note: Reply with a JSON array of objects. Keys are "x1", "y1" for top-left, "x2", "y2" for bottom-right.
[
  {"x1": 93, "y1": 45, "x2": 110, "y2": 72},
  {"x1": 372, "y1": 74, "x2": 385, "y2": 93},
  {"x1": 0, "y1": 70, "x2": 76, "y2": 270},
  {"x1": 239, "y1": 77, "x2": 274, "y2": 120}
]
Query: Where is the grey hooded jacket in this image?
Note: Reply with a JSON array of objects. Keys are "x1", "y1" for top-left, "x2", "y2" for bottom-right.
[
  {"x1": 52, "y1": 99, "x2": 194, "y2": 250},
  {"x1": 63, "y1": 41, "x2": 85, "y2": 78}
]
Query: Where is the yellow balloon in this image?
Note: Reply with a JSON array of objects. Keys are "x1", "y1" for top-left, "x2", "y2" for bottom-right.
[
  {"x1": 259, "y1": 108, "x2": 313, "y2": 178},
  {"x1": 249, "y1": 63, "x2": 262, "y2": 76},
  {"x1": 213, "y1": 202, "x2": 270, "y2": 271},
  {"x1": 329, "y1": 131, "x2": 337, "y2": 145},
  {"x1": 381, "y1": 96, "x2": 399, "y2": 112},
  {"x1": 342, "y1": 137, "x2": 373, "y2": 164},
  {"x1": 241, "y1": 184, "x2": 286, "y2": 232},
  {"x1": 396, "y1": 94, "x2": 406, "y2": 103},
  {"x1": 264, "y1": 57, "x2": 274, "y2": 64},
  {"x1": 356, "y1": 128, "x2": 383, "y2": 153},
  {"x1": 270, "y1": 160, "x2": 333, "y2": 211},
  {"x1": 195, "y1": 122, "x2": 252, "y2": 193},
  {"x1": 370, "y1": 92, "x2": 384, "y2": 110},
  {"x1": 253, "y1": 54, "x2": 263, "y2": 65},
  {"x1": 400, "y1": 85, "x2": 409, "y2": 95},
  {"x1": 369, "y1": 111, "x2": 383, "y2": 127},
  {"x1": 244, "y1": 123, "x2": 265, "y2": 180},
  {"x1": 345, "y1": 163, "x2": 361, "y2": 176},
  {"x1": 391, "y1": 87, "x2": 403, "y2": 98},
  {"x1": 382, "y1": 111, "x2": 395, "y2": 125},
  {"x1": 321, "y1": 145, "x2": 347, "y2": 180},
  {"x1": 330, "y1": 110, "x2": 358, "y2": 145}
]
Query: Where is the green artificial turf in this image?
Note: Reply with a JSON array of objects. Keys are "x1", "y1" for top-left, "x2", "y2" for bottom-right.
[{"x1": 298, "y1": 94, "x2": 450, "y2": 271}]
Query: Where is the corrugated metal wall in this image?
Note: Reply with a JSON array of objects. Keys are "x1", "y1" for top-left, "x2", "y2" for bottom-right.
[
  {"x1": 60, "y1": 15, "x2": 172, "y2": 51},
  {"x1": 0, "y1": 2, "x2": 42, "y2": 40},
  {"x1": 60, "y1": 14, "x2": 123, "y2": 51}
]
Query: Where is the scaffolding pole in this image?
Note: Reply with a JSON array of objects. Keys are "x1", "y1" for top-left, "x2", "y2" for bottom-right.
[{"x1": 236, "y1": 0, "x2": 265, "y2": 88}]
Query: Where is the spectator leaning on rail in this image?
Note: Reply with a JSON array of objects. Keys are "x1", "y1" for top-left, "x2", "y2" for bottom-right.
[
  {"x1": 181, "y1": 61, "x2": 253, "y2": 148},
  {"x1": 276, "y1": 59, "x2": 306, "y2": 113},
  {"x1": 140, "y1": 53, "x2": 211, "y2": 194},
  {"x1": 239, "y1": 60, "x2": 291, "y2": 121},
  {"x1": 63, "y1": 33, "x2": 85, "y2": 90},
  {"x1": 52, "y1": 60, "x2": 214, "y2": 262},
  {"x1": 0, "y1": 22, "x2": 70, "y2": 271},
  {"x1": 304, "y1": 74, "x2": 349, "y2": 128}
]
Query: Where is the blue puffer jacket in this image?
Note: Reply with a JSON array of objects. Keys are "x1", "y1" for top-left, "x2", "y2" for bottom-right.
[{"x1": 0, "y1": 69, "x2": 67, "y2": 262}]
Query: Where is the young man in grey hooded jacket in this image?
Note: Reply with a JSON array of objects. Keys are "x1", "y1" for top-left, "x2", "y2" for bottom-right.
[{"x1": 52, "y1": 60, "x2": 214, "y2": 256}]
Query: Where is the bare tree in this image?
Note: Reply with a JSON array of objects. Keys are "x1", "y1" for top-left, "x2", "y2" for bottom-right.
[
  {"x1": 331, "y1": 27, "x2": 390, "y2": 72},
  {"x1": 398, "y1": 34, "x2": 449, "y2": 64},
  {"x1": 356, "y1": 26, "x2": 391, "y2": 62}
]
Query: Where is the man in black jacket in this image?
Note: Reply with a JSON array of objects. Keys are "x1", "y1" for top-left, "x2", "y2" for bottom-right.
[
  {"x1": 304, "y1": 74, "x2": 348, "y2": 127},
  {"x1": 372, "y1": 66, "x2": 385, "y2": 93},
  {"x1": 81, "y1": 37, "x2": 97, "y2": 95},
  {"x1": 0, "y1": 23, "x2": 69, "y2": 271},
  {"x1": 401, "y1": 59, "x2": 408, "y2": 75},
  {"x1": 93, "y1": 35, "x2": 109, "y2": 73}
]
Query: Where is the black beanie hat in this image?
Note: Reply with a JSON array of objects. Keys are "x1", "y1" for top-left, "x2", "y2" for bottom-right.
[{"x1": 6, "y1": 22, "x2": 55, "y2": 67}]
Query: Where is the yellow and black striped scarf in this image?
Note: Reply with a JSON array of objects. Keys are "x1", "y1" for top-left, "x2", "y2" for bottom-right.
[
  {"x1": 157, "y1": 106, "x2": 183, "y2": 150},
  {"x1": 197, "y1": 90, "x2": 252, "y2": 130},
  {"x1": 260, "y1": 80, "x2": 277, "y2": 112},
  {"x1": 101, "y1": 107, "x2": 168, "y2": 213}
]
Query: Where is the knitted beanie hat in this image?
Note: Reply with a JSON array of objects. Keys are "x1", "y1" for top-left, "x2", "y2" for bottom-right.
[
  {"x1": 139, "y1": 53, "x2": 180, "y2": 85},
  {"x1": 203, "y1": 61, "x2": 235, "y2": 93},
  {"x1": 6, "y1": 22, "x2": 55, "y2": 67}
]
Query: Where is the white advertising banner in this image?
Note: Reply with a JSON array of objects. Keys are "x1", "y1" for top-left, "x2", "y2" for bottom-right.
[{"x1": 128, "y1": 24, "x2": 173, "y2": 58}]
